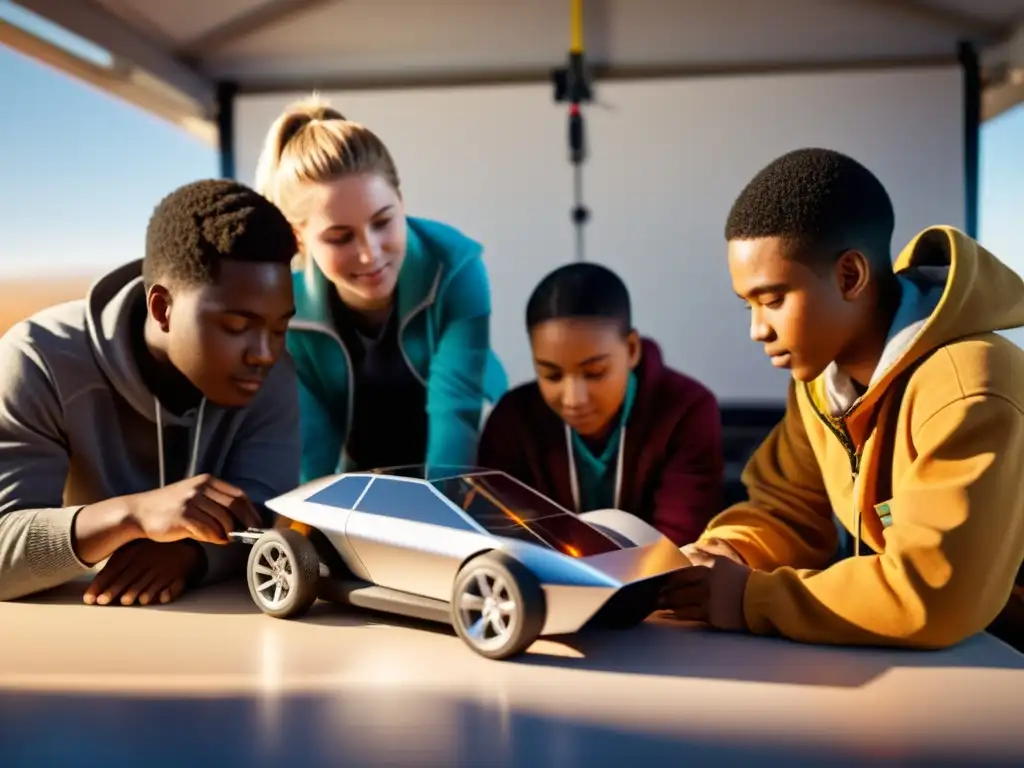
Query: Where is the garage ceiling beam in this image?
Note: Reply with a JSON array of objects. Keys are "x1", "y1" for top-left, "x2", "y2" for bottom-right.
[
  {"x1": 179, "y1": 0, "x2": 341, "y2": 59},
  {"x1": 982, "y1": 21, "x2": 1024, "y2": 69},
  {"x1": 852, "y1": 0, "x2": 1007, "y2": 38},
  {"x1": 15, "y1": 0, "x2": 215, "y2": 114},
  {"x1": 980, "y1": 21, "x2": 1024, "y2": 119},
  {"x1": 0, "y1": 18, "x2": 216, "y2": 143},
  {"x1": 983, "y1": 76, "x2": 1024, "y2": 120}
]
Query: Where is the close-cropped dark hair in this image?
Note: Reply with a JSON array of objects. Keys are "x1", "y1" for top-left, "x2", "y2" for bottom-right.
[
  {"x1": 724, "y1": 148, "x2": 895, "y2": 272},
  {"x1": 526, "y1": 262, "x2": 632, "y2": 335},
  {"x1": 143, "y1": 178, "x2": 297, "y2": 290}
]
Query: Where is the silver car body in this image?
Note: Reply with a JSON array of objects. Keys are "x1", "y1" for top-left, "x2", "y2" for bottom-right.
[{"x1": 265, "y1": 465, "x2": 690, "y2": 636}]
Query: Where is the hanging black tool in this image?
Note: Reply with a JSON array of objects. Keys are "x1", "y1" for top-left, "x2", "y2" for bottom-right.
[{"x1": 552, "y1": 0, "x2": 593, "y2": 262}]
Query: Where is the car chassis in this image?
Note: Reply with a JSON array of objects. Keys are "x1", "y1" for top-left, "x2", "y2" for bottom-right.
[{"x1": 231, "y1": 465, "x2": 691, "y2": 660}]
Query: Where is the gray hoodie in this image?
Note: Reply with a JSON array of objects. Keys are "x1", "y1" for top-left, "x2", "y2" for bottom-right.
[{"x1": 0, "y1": 260, "x2": 301, "y2": 601}]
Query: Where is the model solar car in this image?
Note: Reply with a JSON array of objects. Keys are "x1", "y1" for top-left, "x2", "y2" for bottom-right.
[{"x1": 230, "y1": 465, "x2": 691, "y2": 660}]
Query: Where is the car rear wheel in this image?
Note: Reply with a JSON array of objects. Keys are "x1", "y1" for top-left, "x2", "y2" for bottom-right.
[
  {"x1": 451, "y1": 552, "x2": 546, "y2": 660},
  {"x1": 247, "y1": 528, "x2": 321, "y2": 619}
]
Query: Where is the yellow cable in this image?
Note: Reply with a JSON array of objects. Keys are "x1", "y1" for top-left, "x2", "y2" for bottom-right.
[{"x1": 570, "y1": 0, "x2": 583, "y2": 54}]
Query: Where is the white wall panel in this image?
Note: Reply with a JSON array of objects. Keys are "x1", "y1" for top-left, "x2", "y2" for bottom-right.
[{"x1": 236, "y1": 64, "x2": 966, "y2": 403}]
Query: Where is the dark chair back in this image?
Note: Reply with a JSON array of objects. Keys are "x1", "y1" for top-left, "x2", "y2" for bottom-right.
[{"x1": 719, "y1": 404, "x2": 785, "y2": 508}]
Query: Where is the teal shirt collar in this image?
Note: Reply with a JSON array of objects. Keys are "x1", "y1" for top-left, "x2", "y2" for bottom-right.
[{"x1": 567, "y1": 371, "x2": 638, "y2": 512}]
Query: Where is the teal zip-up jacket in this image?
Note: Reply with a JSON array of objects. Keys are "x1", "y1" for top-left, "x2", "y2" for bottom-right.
[{"x1": 287, "y1": 216, "x2": 508, "y2": 482}]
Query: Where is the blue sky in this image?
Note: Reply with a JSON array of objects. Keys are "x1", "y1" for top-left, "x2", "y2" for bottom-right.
[
  {"x1": 979, "y1": 106, "x2": 1024, "y2": 270},
  {"x1": 0, "y1": 0, "x2": 216, "y2": 278},
  {"x1": 0, "y1": 3, "x2": 1021, "y2": 279}
]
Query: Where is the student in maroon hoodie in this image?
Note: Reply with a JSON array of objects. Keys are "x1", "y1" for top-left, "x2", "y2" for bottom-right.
[{"x1": 478, "y1": 262, "x2": 723, "y2": 546}]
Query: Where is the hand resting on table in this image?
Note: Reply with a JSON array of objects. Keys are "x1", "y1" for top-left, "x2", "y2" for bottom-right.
[
  {"x1": 659, "y1": 538, "x2": 751, "y2": 631},
  {"x1": 84, "y1": 539, "x2": 202, "y2": 606},
  {"x1": 75, "y1": 474, "x2": 261, "y2": 606}
]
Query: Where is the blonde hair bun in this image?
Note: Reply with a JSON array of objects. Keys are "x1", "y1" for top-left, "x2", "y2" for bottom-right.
[{"x1": 253, "y1": 93, "x2": 398, "y2": 228}]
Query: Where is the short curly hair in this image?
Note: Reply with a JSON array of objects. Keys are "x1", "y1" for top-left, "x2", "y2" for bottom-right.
[
  {"x1": 724, "y1": 148, "x2": 895, "y2": 271},
  {"x1": 142, "y1": 179, "x2": 297, "y2": 289}
]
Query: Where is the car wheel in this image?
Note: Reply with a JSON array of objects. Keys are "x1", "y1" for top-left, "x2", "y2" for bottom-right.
[
  {"x1": 451, "y1": 551, "x2": 546, "y2": 660},
  {"x1": 247, "y1": 528, "x2": 321, "y2": 619}
]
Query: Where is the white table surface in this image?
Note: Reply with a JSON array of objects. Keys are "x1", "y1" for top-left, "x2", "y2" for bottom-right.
[{"x1": 1, "y1": 576, "x2": 1022, "y2": 767}]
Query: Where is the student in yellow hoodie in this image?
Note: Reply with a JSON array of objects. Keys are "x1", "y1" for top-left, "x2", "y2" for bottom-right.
[{"x1": 660, "y1": 148, "x2": 1024, "y2": 651}]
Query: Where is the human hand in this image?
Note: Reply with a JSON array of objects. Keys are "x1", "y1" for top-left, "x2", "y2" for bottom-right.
[
  {"x1": 658, "y1": 548, "x2": 752, "y2": 631},
  {"x1": 681, "y1": 536, "x2": 746, "y2": 566},
  {"x1": 127, "y1": 474, "x2": 261, "y2": 545},
  {"x1": 84, "y1": 539, "x2": 203, "y2": 606}
]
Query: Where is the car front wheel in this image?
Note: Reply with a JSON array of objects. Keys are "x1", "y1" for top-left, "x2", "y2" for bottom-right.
[
  {"x1": 451, "y1": 552, "x2": 546, "y2": 660},
  {"x1": 246, "y1": 528, "x2": 321, "y2": 619}
]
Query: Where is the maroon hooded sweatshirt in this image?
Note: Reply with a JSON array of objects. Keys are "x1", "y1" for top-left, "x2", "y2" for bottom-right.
[{"x1": 478, "y1": 338, "x2": 723, "y2": 546}]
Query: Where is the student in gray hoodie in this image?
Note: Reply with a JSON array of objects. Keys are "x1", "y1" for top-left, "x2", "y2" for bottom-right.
[{"x1": 0, "y1": 179, "x2": 301, "y2": 606}]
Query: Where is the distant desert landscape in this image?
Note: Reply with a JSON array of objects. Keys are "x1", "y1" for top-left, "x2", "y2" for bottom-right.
[{"x1": 0, "y1": 276, "x2": 96, "y2": 338}]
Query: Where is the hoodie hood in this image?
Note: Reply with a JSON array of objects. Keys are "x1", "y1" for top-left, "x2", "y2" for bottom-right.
[
  {"x1": 85, "y1": 259, "x2": 211, "y2": 487},
  {"x1": 85, "y1": 259, "x2": 198, "y2": 429},
  {"x1": 819, "y1": 226, "x2": 1024, "y2": 417}
]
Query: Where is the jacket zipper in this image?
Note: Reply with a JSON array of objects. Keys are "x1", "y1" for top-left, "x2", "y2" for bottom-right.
[
  {"x1": 396, "y1": 289, "x2": 438, "y2": 388},
  {"x1": 290, "y1": 280, "x2": 437, "y2": 471},
  {"x1": 825, "y1": 413, "x2": 859, "y2": 482},
  {"x1": 807, "y1": 389, "x2": 862, "y2": 554}
]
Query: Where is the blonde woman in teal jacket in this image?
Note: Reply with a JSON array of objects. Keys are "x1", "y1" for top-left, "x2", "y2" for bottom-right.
[{"x1": 256, "y1": 96, "x2": 507, "y2": 482}]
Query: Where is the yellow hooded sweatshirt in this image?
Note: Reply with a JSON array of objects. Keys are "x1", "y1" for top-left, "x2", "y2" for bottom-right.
[{"x1": 702, "y1": 226, "x2": 1024, "y2": 649}]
